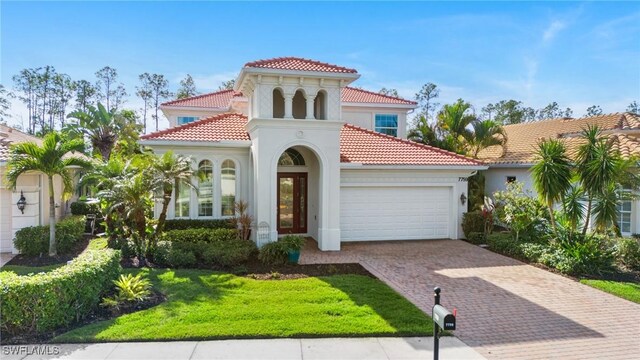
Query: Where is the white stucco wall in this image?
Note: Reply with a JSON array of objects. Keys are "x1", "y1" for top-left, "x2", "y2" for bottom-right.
[
  {"x1": 484, "y1": 167, "x2": 535, "y2": 199},
  {"x1": 342, "y1": 106, "x2": 409, "y2": 138}
]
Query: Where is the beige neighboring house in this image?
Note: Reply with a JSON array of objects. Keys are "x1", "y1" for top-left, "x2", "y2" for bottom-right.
[
  {"x1": 480, "y1": 112, "x2": 640, "y2": 236},
  {"x1": 0, "y1": 124, "x2": 79, "y2": 254}
]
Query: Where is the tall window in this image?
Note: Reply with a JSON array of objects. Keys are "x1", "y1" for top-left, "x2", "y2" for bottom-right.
[
  {"x1": 617, "y1": 188, "x2": 632, "y2": 234},
  {"x1": 375, "y1": 114, "x2": 398, "y2": 137},
  {"x1": 177, "y1": 116, "x2": 198, "y2": 125},
  {"x1": 198, "y1": 160, "x2": 213, "y2": 217},
  {"x1": 174, "y1": 180, "x2": 190, "y2": 218},
  {"x1": 221, "y1": 160, "x2": 236, "y2": 217}
]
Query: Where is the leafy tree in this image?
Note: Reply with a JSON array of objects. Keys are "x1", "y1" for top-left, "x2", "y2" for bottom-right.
[
  {"x1": 537, "y1": 102, "x2": 573, "y2": 120},
  {"x1": 95, "y1": 66, "x2": 127, "y2": 111},
  {"x1": 436, "y1": 99, "x2": 476, "y2": 153},
  {"x1": 482, "y1": 100, "x2": 536, "y2": 125},
  {"x1": 177, "y1": 74, "x2": 198, "y2": 99},
  {"x1": 493, "y1": 181, "x2": 547, "y2": 242},
  {"x1": 414, "y1": 83, "x2": 439, "y2": 123},
  {"x1": 627, "y1": 101, "x2": 639, "y2": 115},
  {"x1": 0, "y1": 84, "x2": 13, "y2": 122},
  {"x1": 531, "y1": 139, "x2": 573, "y2": 233},
  {"x1": 586, "y1": 105, "x2": 603, "y2": 117},
  {"x1": 12, "y1": 68, "x2": 38, "y2": 133},
  {"x1": 6, "y1": 132, "x2": 90, "y2": 256},
  {"x1": 145, "y1": 74, "x2": 172, "y2": 132},
  {"x1": 218, "y1": 79, "x2": 235, "y2": 91},
  {"x1": 113, "y1": 109, "x2": 144, "y2": 156},
  {"x1": 136, "y1": 73, "x2": 153, "y2": 133},
  {"x1": 378, "y1": 88, "x2": 399, "y2": 98},
  {"x1": 66, "y1": 103, "x2": 123, "y2": 161},
  {"x1": 407, "y1": 115, "x2": 450, "y2": 151},
  {"x1": 74, "y1": 80, "x2": 98, "y2": 112}
]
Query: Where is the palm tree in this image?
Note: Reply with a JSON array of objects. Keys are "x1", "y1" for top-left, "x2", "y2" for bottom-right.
[
  {"x1": 66, "y1": 103, "x2": 123, "y2": 161},
  {"x1": 436, "y1": 99, "x2": 476, "y2": 154},
  {"x1": 531, "y1": 139, "x2": 573, "y2": 233},
  {"x1": 149, "y1": 151, "x2": 196, "y2": 251},
  {"x1": 6, "y1": 132, "x2": 90, "y2": 256},
  {"x1": 407, "y1": 115, "x2": 451, "y2": 151},
  {"x1": 468, "y1": 119, "x2": 507, "y2": 158}
]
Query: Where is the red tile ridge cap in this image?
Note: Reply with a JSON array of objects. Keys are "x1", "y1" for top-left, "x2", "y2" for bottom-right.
[
  {"x1": 244, "y1": 56, "x2": 358, "y2": 74},
  {"x1": 344, "y1": 86, "x2": 417, "y2": 105},
  {"x1": 343, "y1": 123, "x2": 484, "y2": 165},
  {"x1": 161, "y1": 89, "x2": 237, "y2": 107},
  {"x1": 140, "y1": 112, "x2": 248, "y2": 140}
]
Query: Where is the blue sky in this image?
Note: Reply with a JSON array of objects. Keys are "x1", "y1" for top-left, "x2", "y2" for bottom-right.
[{"x1": 2, "y1": 1, "x2": 639, "y2": 130}]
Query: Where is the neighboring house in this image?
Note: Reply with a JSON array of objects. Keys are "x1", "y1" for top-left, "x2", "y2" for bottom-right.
[
  {"x1": 0, "y1": 125, "x2": 78, "y2": 253},
  {"x1": 141, "y1": 57, "x2": 486, "y2": 251},
  {"x1": 480, "y1": 112, "x2": 640, "y2": 236}
]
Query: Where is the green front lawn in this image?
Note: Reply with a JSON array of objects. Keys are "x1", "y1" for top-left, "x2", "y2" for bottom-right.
[
  {"x1": 580, "y1": 279, "x2": 640, "y2": 304},
  {"x1": 55, "y1": 269, "x2": 433, "y2": 342}
]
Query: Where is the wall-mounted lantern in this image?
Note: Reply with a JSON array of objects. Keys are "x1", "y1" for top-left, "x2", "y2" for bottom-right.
[
  {"x1": 460, "y1": 193, "x2": 467, "y2": 206},
  {"x1": 16, "y1": 191, "x2": 27, "y2": 214}
]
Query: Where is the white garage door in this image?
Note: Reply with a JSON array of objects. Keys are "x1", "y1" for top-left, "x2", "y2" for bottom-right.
[{"x1": 341, "y1": 186, "x2": 451, "y2": 241}]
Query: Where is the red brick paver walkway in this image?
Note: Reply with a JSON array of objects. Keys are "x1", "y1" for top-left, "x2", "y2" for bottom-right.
[{"x1": 301, "y1": 239, "x2": 640, "y2": 360}]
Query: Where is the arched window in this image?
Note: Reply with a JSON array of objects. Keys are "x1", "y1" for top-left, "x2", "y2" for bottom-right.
[
  {"x1": 314, "y1": 90, "x2": 327, "y2": 120},
  {"x1": 273, "y1": 88, "x2": 284, "y2": 118},
  {"x1": 278, "y1": 148, "x2": 306, "y2": 166},
  {"x1": 221, "y1": 160, "x2": 236, "y2": 217},
  {"x1": 292, "y1": 90, "x2": 306, "y2": 119},
  {"x1": 198, "y1": 160, "x2": 213, "y2": 217}
]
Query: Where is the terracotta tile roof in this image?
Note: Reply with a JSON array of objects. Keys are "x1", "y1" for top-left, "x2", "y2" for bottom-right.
[
  {"x1": 342, "y1": 87, "x2": 417, "y2": 105},
  {"x1": 140, "y1": 113, "x2": 250, "y2": 142},
  {"x1": 479, "y1": 112, "x2": 640, "y2": 164},
  {"x1": 340, "y1": 124, "x2": 483, "y2": 166},
  {"x1": 244, "y1": 57, "x2": 357, "y2": 74},
  {"x1": 161, "y1": 89, "x2": 242, "y2": 108},
  {"x1": 141, "y1": 113, "x2": 482, "y2": 166},
  {"x1": 161, "y1": 87, "x2": 415, "y2": 109},
  {"x1": 0, "y1": 124, "x2": 43, "y2": 162}
]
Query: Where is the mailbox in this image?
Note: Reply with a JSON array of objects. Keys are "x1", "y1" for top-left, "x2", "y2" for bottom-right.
[{"x1": 432, "y1": 304, "x2": 456, "y2": 330}]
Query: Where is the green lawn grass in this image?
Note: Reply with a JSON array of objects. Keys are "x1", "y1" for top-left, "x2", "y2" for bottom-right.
[
  {"x1": 580, "y1": 279, "x2": 640, "y2": 304},
  {"x1": 54, "y1": 268, "x2": 433, "y2": 342}
]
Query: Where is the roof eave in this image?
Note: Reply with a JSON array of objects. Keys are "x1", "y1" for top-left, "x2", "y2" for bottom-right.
[
  {"x1": 235, "y1": 67, "x2": 361, "y2": 92},
  {"x1": 139, "y1": 139, "x2": 252, "y2": 148},
  {"x1": 340, "y1": 163, "x2": 488, "y2": 171},
  {"x1": 160, "y1": 105, "x2": 232, "y2": 112},
  {"x1": 342, "y1": 102, "x2": 417, "y2": 109}
]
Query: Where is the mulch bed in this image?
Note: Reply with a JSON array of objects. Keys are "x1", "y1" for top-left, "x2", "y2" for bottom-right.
[
  {"x1": 4, "y1": 236, "x2": 91, "y2": 267},
  {"x1": 242, "y1": 261, "x2": 374, "y2": 280},
  {"x1": 2, "y1": 290, "x2": 166, "y2": 345}
]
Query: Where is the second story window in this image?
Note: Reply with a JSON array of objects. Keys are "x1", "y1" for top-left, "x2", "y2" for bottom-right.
[
  {"x1": 177, "y1": 116, "x2": 199, "y2": 125},
  {"x1": 375, "y1": 114, "x2": 398, "y2": 137}
]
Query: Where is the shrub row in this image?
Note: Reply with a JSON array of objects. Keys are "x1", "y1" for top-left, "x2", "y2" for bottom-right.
[
  {"x1": 153, "y1": 228, "x2": 256, "y2": 268},
  {"x1": 70, "y1": 201, "x2": 101, "y2": 216},
  {"x1": 163, "y1": 219, "x2": 234, "y2": 231},
  {"x1": 461, "y1": 211, "x2": 485, "y2": 238},
  {"x1": 14, "y1": 216, "x2": 86, "y2": 256},
  {"x1": 0, "y1": 249, "x2": 121, "y2": 336}
]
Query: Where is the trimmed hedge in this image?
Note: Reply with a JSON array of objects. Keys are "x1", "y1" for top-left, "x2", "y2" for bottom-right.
[
  {"x1": 14, "y1": 216, "x2": 86, "y2": 256},
  {"x1": 70, "y1": 201, "x2": 101, "y2": 216},
  {"x1": 163, "y1": 219, "x2": 234, "y2": 231},
  {"x1": 0, "y1": 249, "x2": 121, "y2": 336},
  {"x1": 462, "y1": 211, "x2": 485, "y2": 238},
  {"x1": 154, "y1": 228, "x2": 256, "y2": 268}
]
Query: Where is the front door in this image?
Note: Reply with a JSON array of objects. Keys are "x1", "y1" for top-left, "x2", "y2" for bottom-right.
[{"x1": 277, "y1": 173, "x2": 307, "y2": 234}]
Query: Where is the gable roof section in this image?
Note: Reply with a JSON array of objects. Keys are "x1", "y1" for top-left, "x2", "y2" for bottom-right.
[
  {"x1": 244, "y1": 57, "x2": 357, "y2": 74},
  {"x1": 479, "y1": 112, "x2": 640, "y2": 164},
  {"x1": 140, "y1": 113, "x2": 250, "y2": 142},
  {"x1": 342, "y1": 87, "x2": 417, "y2": 105},
  {"x1": 340, "y1": 124, "x2": 482, "y2": 166},
  {"x1": 162, "y1": 89, "x2": 241, "y2": 108},
  {"x1": 0, "y1": 124, "x2": 43, "y2": 163},
  {"x1": 161, "y1": 87, "x2": 415, "y2": 109},
  {"x1": 140, "y1": 113, "x2": 482, "y2": 166}
]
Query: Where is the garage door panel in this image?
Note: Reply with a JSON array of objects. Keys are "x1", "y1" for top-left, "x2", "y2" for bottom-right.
[{"x1": 341, "y1": 186, "x2": 451, "y2": 241}]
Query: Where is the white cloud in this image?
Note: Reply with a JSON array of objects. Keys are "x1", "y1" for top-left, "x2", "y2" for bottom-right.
[{"x1": 543, "y1": 20, "x2": 567, "y2": 43}]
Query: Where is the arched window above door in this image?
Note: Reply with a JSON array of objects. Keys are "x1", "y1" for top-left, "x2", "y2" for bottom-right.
[{"x1": 278, "y1": 148, "x2": 306, "y2": 166}]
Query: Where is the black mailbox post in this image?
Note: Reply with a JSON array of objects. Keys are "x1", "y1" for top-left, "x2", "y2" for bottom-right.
[{"x1": 432, "y1": 287, "x2": 456, "y2": 360}]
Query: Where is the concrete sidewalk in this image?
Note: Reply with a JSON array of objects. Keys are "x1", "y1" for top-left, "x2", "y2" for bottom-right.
[{"x1": 2, "y1": 337, "x2": 485, "y2": 360}]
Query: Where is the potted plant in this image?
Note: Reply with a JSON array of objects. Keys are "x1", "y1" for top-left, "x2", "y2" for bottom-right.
[{"x1": 281, "y1": 235, "x2": 305, "y2": 264}]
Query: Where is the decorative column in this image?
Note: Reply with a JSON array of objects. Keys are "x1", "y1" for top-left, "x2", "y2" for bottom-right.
[
  {"x1": 284, "y1": 94, "x2": 294, "y2": 119},
  {"x1": 305, "y1": 94, "x2": 317, "y2": 120}
]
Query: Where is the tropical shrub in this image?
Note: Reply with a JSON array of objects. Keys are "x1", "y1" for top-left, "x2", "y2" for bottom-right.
[
  {"x1": 541, "y1": 233, "x2": 615, "y2": 275},
  {"x1": 163, "y1": 219, "x2": 234, "y2": 231},
  {"x1": 70, "y1": 201, "x2": 101, "y2": 216},
  {"x1": 520, "y1": 243, "x2": 547, "y2": 262},
  {"x1": 167, "y1": 248, "x2": 197, "y2": 268},
  {"x1": 0, "y1": 249, "x2": 121, "y2": 336},
  {"x1": 613, "y1": 237, "x2": 640, "y2": 270},
  {"x1": 462, "y1": 211, "x2": 485, "y2": 238},
  {"x1": 280, "y1": 235, "x2": 305, "y2": 251},
  {"x1": 258, "y1": 241, "x2": 288, "y2": 266},
  {"x1": 467, "y1": 232, "x2": 485, "y2": 245},
  {"x1": 486, "y1": 232, "x2": 523, "y2": 258},
  {"x1": 493, "y1": 181, "x2": 548, "y2": 242},
  {"x1": 13, "y1": 216, "x2": 86, "y2": 256}
]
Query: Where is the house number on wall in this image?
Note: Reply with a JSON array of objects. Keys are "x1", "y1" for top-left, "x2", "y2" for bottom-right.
[{"x1": 458, "y1": 177, "x2": 468, "y2": 182}]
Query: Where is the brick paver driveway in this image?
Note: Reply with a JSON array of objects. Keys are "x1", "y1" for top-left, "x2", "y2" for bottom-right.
[{"x1": 301, "y1": 239, "x2": 640, "y2": 360}]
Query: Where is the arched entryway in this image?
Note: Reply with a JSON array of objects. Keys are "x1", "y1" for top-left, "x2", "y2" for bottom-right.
[{"x1": 276, "y1": 146, "x2": 321, "y2": 239}]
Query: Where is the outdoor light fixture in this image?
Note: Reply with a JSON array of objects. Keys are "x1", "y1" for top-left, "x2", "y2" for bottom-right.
[
  {"x1": 460, "y1": 193, "x2": 467, "y2": 206},
  {"x1": 16, "y1": 191, "x2": 27, "y2": 214}
]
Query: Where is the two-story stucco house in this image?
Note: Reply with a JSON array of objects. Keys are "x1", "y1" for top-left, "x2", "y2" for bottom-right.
[{"x1": 140, "y1": 57, "x2": 487, "y2": 251}]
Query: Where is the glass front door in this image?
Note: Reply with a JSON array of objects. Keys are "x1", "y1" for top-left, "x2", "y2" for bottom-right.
[{"x1": 277, "y1": 173, "x2": 307, "y2": 234}]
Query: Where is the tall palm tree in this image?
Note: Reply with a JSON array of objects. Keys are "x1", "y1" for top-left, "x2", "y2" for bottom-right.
[
  {"x1": 66, "y1": 103, "x2": 123, "y2": 161},
  {"x1": 436, "y1": 99, "x2": 476, "y2": 154},
  {"x1": 149, "y1": 151, "x2": 196, "y2": 251},
  {"x1": 531, "y1": 139, "x2": 573, "y2": 233},
  {"x1": 468, "y1": 119, "x2": 507, "y2": 158},
  {"x1": 407, "y1": 115, "x2": 451, "y2": 151},
  {"x1": 6, "y1": 132, "x2": 90, "y2": 256}
]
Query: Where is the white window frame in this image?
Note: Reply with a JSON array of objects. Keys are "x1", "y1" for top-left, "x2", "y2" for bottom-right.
[
  {"x1": 374, "y1": 114, "x2": 398, "y2": 137},
  {"x1": 177, "y1": 116, "x2": 199, "y2": 125}
]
